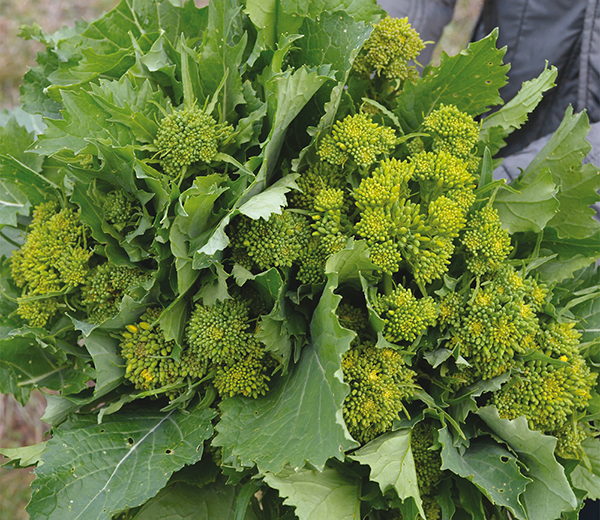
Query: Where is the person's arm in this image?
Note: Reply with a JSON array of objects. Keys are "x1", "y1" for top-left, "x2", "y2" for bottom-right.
[{"x1": 378, "y1": 0, "x2": 458, "y2": 64}]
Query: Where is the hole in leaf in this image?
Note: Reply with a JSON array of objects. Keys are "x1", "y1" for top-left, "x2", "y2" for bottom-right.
[
  {"x1": 500, "y1": 456, "x2": 509, "y2": 463},
  {"x1": 127, "y1": 437, "x2": 134, "y2": 445},
  {"x1": 498, "y1": 488, "x2": 505, "y2": 493},
  {"x1": 165, "y1": 449, "x2": 174, "y2": 455},
  {"x1": 485, "y1": 80, "x2": 492, "y2": 84},
  {"x1": 100, "y1": 429, "x2": 105, "y2": 433}
]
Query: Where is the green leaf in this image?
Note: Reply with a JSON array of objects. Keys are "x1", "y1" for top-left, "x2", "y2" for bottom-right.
[
  {"x1": 521, "y1": 107, "x2": 600, "y2": 239},
  {"x1": 477, "y1": 406, "x2": 578, "y2": 520},
  {"x1": 349, "y1": 429, "x2": 424, "y2": 517},
  {"x1": 131, "y1": 480, "x2": 259, "y2": 520},
  {"x1": 570, "y1": 437, "x2": 600, "y2": 500},
  {"x1": 0, "y1": 332, "x2": 94, "y2": 405},
  {"x1": 258, "y1": 65, "x2": 335, "y2": 186},
  {"x1": 83, "y1": 331, "x2": 125, "y2": 398},
  {"x1": 40, "y1": 0, "x2": 208, "y2": 96},
  {"x1": 438, "y1": 425, "x2": 529, "y2": 519},
  {"x1": 0, "y1": 154, "x2": 58, "y2": 208},
  {"x1": 0, "y1": 442, "x2": 47, "y2": 468},
  {"x1": 493, "y1": 167, "x2": 559, "y2": 234},
  {"x1": 36, "y1": 77, "x2": 164, "y2": 157},
  {"x1": 532, "y1": 228, "x2": 600, "y2": 284},
  {"x1": 28, "y1": 406, "x2": 216, "y2": 520},
  {"x1": 293, "y1": 12, "x2": 373, "y2": 84},
  {"x1": 480, "y1": 65, "x2": 557, "y2": 155},
  {"x1": 196, "y1": 0, "x2": 247, "y2": 121},
  {"x1": 0, "y1": 180, "x2": 30, "y2": 226},
  {"x1": 263, "y1": 466, "x2": 361, "y2": 520},
  {"x1": 395, "y1": 30, "x2": 508, "y2": 133},
  {"x1": 325, "y1": 239, "x2": 376, "y2": 284},
  {"x1": 214, "y1": 273, "x2": 358, "y2": 474},
  {"x1": 238, "y1": 174, "x2": 299, "y2": 220},
  {"x1": 0, "y1": 115, "x2": 44, "y2": 170},
  {"x1": 245, "y1": 0, "x2": 305, "y2": 50}
]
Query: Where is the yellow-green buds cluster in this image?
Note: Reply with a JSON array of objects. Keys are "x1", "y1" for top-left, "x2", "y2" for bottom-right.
[
  {"x1": 154, "y1": 105, "x2": 233, "y2": 177},
  {"x1": 353, "y1": 16, "x2": 425, "y2": 82},
  {"x1": 11, "y1": 202, "x2": 91, "y2": 327},
  {"x1": 373, "y1": 285, "x2": 437, "y2": 344},
  {"x1": 462, "y1": 206, "x2": 513, "y2": 276},
  {"x1": 318, "y1": 113, "x2": 396, "y2": 167},
  {"x1": 342, "y1": 343, "x2": 416, "y2": 443}
]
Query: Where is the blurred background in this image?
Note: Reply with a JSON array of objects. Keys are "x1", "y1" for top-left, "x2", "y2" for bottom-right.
[{"x1": 0, "y1": 0, "x2": 484, "y2": 517}]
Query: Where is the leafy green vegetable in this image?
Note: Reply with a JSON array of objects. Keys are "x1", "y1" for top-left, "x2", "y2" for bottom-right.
[{"x1": 1, "y1": 0, "x2": 599, "y2": 518}]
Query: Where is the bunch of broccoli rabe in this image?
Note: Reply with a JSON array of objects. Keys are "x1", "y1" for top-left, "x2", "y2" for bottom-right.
[{"x1": 1, "y1": 1, "x2": 599, "y2": 519}]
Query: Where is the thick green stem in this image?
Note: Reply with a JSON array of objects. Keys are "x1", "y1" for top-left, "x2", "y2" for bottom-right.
[{"x1": 383, "y1": 272, "x2": 393, "y2": 296}]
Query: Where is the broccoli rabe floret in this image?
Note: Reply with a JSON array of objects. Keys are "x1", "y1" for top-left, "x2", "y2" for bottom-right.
[
  {"x1": 337, "y1": 302, "x2": 371, "y2": 342},
  {"x1": 410, "y1": 150, "x2": 476, "y2": 203},
  {"x1": 550, "y1": 420, "x2": 589, "y2": 459},
  {"x1": 185, "y1": 297, "x2": 256, "y2": 365},
  {"x1": 154, "y1": 105, "x2": 233, "y2": 177},
  {"x1": 411, "y1": 421, "x2": 443, "y2": 496},
  {"x1": 373, "y1": 285, "x2": 437, "y2": 344},
  {"x1": 81, "y1": 262, "x2": 150, "y2": 324},
  {"x1": 213, "y1": 342, "x2": 272, "y2": 399},
  {"x1": 121, "y1": 309, "x2": 207, "y2": 397},
  {"x1": 102, "y1": 190, "x2": 140, "y2": 231},
  {"x1": 229, "y1": 211, "x2": 312, "y2": 271},
  {"x1": 423, "y1": 104, "x2": 479, "y2": 160},
  {"x1": 318, "y1": 113, "x2": 396, "y2": 167},
  {"x1": 353, "y1": 157, "x2": 474, "y2": 284},
  {"x1": 491, "y1": 321, "x2": 596, "y2": 436},
  {"x1": 461, "y1": 206, "x2": 512, "y2": 276},
  {"x1": 353, "y1": 16, "x2": 425, "y2": 82},
  {"x1": 451, "y1": 275, "x2": 540, "y2": 379},
  {"x1": 290, "y1": 161, "x2": 348, "y2": 211},
  {"x1": 11, "y1": 202, "x2": 92, "y2": 327},
  {"x1": 185, "y1": 296, "x2": 278, "y2": 399},
  {"x1": 295, "y1": 187, "x2": 350, "y2": 285},
  {"x1": 342, "y1": 343, "x2": 416, "y2": 443}
]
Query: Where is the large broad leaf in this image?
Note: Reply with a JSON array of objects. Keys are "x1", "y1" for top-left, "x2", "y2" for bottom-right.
[
  {"x1": 520, "y1": 107, "x2": 600, "y2": 239},
  {"x1": 438, "y1": 425, "x2": 529, "y2": 519},
  {"x1": 214, "y1": 271, "x2": 358, "y2": 474},
  {"x1": 0, "y1": 332, "x2": 93, "y2": 406},
  {"x1": 394, "y1": 30, "x2": 508, "y2": 133},
  {"x1": 493, "y1": 167, "x2": 559, "y2": 234},
  {"x1": 570, "y1": 438, "x2": 600, "y2": 501},
  {"x1": 131, "y1": 480, "x2": 259, "y2": 520},
  {"x1": 477, "y1": 406, "x2": 578, "y2": 520},
  {"x1": 27, "y1": 406, "x2": 216, "y2": 520},
  {"x1": 480, "y1": 65, "x2": 557, "y2": 155},
  {"x1": 349, "y1": 429, "x2": 424, "y2": 517},
  {"x1": 263, "y1": 466, "x2": 361, "y2": 520}
]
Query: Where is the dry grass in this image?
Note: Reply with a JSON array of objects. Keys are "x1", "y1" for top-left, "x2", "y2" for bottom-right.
[
  {"x1": 0, "y1": 0, "x2": 482, "y2": 518},
  {"x1": 0, "y1": 0, "x2": 116, "y2": 108},
  {"x1": 0, "y1": 391, "x2": 49, "y2": 520}
]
